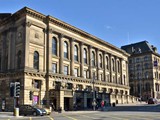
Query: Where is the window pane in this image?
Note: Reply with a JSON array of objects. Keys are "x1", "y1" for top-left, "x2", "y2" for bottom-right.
[
  {"x1": 64, "y1": 66, "x2": 68, "y2": 75},
  {"x1": 52, "y1": 63, "x2": 57, "y2": 73},
  {"x1": 74, "y1": 46, "x2": 78, "y2": 61},
  {"x1": 64, "y1": 42, "x2": 68, "y2": 58},
  {"x1": 74, "y1": 68, "x2": 78, "y2": 77},
  {"x1": 52, "y1": 38, "x2": 57, "y2": 55},
  {"x1": 34, "y1": 51, "x2": 39, "y2": 70}
]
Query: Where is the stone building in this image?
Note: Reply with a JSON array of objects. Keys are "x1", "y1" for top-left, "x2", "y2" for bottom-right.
[
  {"x1": 0, "y1": 7, "x2": 132, "y2": 111},
  {"x1": 121, "y1": 41, "x2": 160, "y2": 101}
]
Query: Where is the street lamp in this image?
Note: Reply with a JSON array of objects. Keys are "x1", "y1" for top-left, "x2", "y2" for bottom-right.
[
  {"x1": 87, "y1": 60, "x2": 97, "y2": 111},
  {"x1": 92, "y1": 74, "x2": 96, "y2": 111}
]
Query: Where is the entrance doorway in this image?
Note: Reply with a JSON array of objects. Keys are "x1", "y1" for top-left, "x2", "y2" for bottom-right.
[{"x1": 64, "y1": 97, "x2": 70, "y2": 111}]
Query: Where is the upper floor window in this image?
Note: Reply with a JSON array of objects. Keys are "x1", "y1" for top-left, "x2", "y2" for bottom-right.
[
  {"x1": 106, "y1": 57, "x2": 109, "y2": 69},
  {"x1": 74, "y1": 68, "x2": 78, "y2": 77},
  {"x1": 144, "y1": 56, "x2": 148, "y2": 61},
  {"x1": 64, "y1": 66, "x2": 68, "y2": 75},
  {"x1": 34, "y1": 51, "x2": 39, "y2": 70},
  {"x1": 112, "y1": 59, "x2": 115, "y2": 71},
  {"x1": 84, "y1": 48, "x2": 87, "y2": 64},
  {"x1": 64, "y1": 41, "x2": 68, "y2": 58},
  {"x1": 17, "y1": 50, "x2": 22, "y2": 69},
  {"x1": 74, "y1": 45, "x2": 78, "y2": 61},
  {"x1": 100, "y1": 73, "x2": 103, "y2": 81},
  {"x1": 84, "y1": 70, "x2": 87, "y2": 79},
  {"x1": 99, "y1": 54, "x2": 102, "y2": 68},
  {"x1": 52, "y1": 63, "x2": 57, "y2": 73},
  {"x1": 136, "y1": 58, "x2": 140, "y2": 63},
  {"x1": 92, "y1": 52, "x2": 95, "y2": 66},
  {"x1": 52, "y1": 38, "x2": 57, "y2": 55},
  {"x1": 144, "y1": 63, "x2": 149, "y2": 69}
]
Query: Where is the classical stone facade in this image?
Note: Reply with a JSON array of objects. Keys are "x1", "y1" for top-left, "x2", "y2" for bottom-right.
[
  {"x1": 122, "y1": 41, "x2": 160, "y2": 101},
  {"x1": 0, "y1": 7, "x2": 132, "y2": 111}
]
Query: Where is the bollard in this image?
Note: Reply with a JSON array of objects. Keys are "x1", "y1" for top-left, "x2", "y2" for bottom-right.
[{"x1": 14, "y1": 108, "x2": 19, "y2": 117}]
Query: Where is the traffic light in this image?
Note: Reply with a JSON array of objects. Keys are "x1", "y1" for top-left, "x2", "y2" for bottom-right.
[
  {"x1": 29, "y1": 91, "x2": 33, "y2": 100},
  {"x1": 14, "y1": 82, "x2": 20, "y2": 97}
]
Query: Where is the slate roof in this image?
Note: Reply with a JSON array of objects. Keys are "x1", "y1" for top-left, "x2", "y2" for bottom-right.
[{"x1": 121, "y1": 41, "x2": 158, "y2": 55}]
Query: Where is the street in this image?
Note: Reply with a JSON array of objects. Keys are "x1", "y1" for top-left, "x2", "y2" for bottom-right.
[
  {"x1": 1, "y1": 112, "x2": 160, "y2": 120},
  {"x1": 1, "y1": 103, "x2": 160, "y2": 120}
]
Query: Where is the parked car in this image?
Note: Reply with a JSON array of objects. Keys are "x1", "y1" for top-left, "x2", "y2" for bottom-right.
[
  {"x1": 148, "y1": 98, "x2": 158, "y2": 104},
  {"x1": 19, "y1": 105, "x2": 46, "y2": 116},
  {"x1": 43, "y1": 108, "x2": 51, "y2": 115}
]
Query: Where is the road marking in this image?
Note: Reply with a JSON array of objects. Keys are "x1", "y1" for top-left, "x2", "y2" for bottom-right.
[
  {"x1": 30, "y1": 117, "x2": 32, "y2": 120},
  {"x1": 47, "y1": 116, "x2": 54, "y2": 120},
  {"x1": 63, "y1": 114, "x2": 78, "y2": 120},
  {"x1": 94, "y1": 114, "x2": 128, "y2": 120},
  {"x1": 81, "y1": 115, "x2": 96, "y2": 119},
  {"x1": 7, "y1": 119, "x2": 10, "y2": 120}
]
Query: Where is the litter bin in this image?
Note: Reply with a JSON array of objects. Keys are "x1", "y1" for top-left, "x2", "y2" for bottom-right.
[
  {"x1": 112, "y1": 103, "x2": 116, "y2": 107},
  {"x1": 14, "y1": 108, "x2": 19, "y2": 116}
]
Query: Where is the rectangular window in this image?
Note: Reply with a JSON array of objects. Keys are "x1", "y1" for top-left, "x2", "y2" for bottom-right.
[
  {"x1": 100, "y1": 74, "x2": 103, "y2": 81},
  {"x1": 64, "y1": 66, "x2": 68, "y2": 75},
  {"x1": 74, "y1": 68, "x2": 78, "y2": 77},
  {"x1": 84, "y1": 70, "x2": 87, "y2": 78},
  {"x1": 52, "y1": 63, "x2": 57, "y2": 73},
  {"x1": 34, "y1": 80, "x2": 40, "y2": 89}
]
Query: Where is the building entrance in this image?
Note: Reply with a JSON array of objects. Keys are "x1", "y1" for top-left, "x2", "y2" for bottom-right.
[{"x1": 64, "y1": 97, "x2": 72, "y2": 111}]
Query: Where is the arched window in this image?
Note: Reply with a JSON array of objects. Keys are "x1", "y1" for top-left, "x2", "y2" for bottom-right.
[
  {"x1": 99, "y1": 54, "x2": 102, "y2": 68},
  {"x1": 92, "y1": 52, "x2": 95, "y2": 66},
  {"x1": 34, "y1": 51, "x2": 39, "y2": 70},
  {"x1": 84, "y1": 48, "x2": 87, "y2": 64},
  {"x1": 112, "y1": 59, "x2": 115, "y2": 71},
  {"x1": 106, "y1": 57, "x2": 109, "y2": 69},
  {"x1": 17, "y1": 50, "x2": 22, "y2": 69},
  {"x1": 74, "y1": 45, "x2": 78, "y2": 61},
  {"x1": 64, "y1": 41, "x2": 68, "y2": 58},
  {"x1": 52, "y1": 37, "x2": 57, "y2": 55}
]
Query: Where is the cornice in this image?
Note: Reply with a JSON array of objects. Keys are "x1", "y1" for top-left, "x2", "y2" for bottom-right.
[{"x1": 0, "y1": 7, "x2": 129, "y2": 56}]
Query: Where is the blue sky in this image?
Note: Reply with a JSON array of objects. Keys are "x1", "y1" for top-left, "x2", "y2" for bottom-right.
[{"x1": 1, "y1": 0, "x2": 160, "y2": 53}]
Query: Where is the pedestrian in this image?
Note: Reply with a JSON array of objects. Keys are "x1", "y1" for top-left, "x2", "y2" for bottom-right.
[{"x1": 101, "y1": 100, "x2": 105, "y2": 111}]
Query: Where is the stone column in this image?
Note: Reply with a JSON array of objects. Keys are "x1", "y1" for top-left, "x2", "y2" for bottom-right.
[
  {"x1": 109, "y1": 54, "x2": 112, "y2": 83},
  {"x1": 96, "y1": 49, "x2": 99, "y2": 80},
  {"x1": 103, "y1": 52, "x2": 106, "y2": 81},
  {"x1": 120, "y1": 58, "x2": 123, "y2": 84},
  {"x1": 80, "y1": 43, "x2": 84, "y2": 77},
  {"x1": 24, "y1": 22, "x2": 31, "y2": 68},
  {"x1": 89, "y1": 46, "x2": 92, "y2": 79},
  {"x1": 115, "y1": 57, "x2": 118, "y2": 84},
  {"x1": 59, "y1": 34, "x2": 64, "y2": 74},
  {"x1": 126, "y1": 61, "x2": 129, "y2": 86},
  {"x1": 59, "y1": 90, "x2": 64, "y2": 110},
  {"x1": 70, "y1": 39, "x2": 74, "y2": 76}
]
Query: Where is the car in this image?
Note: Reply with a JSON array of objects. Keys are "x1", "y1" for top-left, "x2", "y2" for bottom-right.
[
  {"x1": 19, "y1": 105, "x2": 46, "y2": 116},
  {"x1": 148, "y1": 98, "x2": 158, "y2": 104},
  {"x1": 43, "y1": 108, "x2": 51, "y2": 115}
]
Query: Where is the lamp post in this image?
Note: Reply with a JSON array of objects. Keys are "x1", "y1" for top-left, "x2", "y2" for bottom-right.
[{"x1": 92, "y1": 75, "x2": 96, "y2": 111}]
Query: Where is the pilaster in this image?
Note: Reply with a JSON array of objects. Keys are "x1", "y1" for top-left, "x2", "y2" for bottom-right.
[
  {"x1": 80, "y1": 42, "x2": 84, "y2": 77},
  {"x1": 70, "y1": 39, "x2": 74, "y2": 76},
  {"x1": 59, "y1": 34, "x2": 64, "y2": 74}
]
